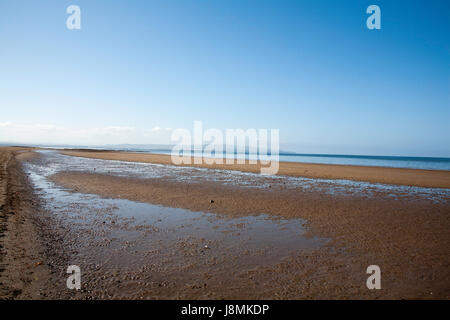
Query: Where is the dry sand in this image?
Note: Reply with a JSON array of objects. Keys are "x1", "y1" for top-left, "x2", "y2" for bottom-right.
[{"x1": 60, "y1": 150, "x2": 450, "y2": 189}]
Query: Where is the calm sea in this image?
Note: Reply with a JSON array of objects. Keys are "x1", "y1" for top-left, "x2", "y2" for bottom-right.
[{"x1": 276, "y1": 153, "x2": 450, "y2": 170}]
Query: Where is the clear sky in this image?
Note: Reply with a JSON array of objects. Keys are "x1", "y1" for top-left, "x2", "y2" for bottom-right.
[{"x1": 0, "y1": 0, "x2": 449, "y2": 156}]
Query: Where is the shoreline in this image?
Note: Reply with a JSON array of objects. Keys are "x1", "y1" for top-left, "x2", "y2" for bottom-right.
[{"x1": 59, "y1": 149, "x2": 450, "y2": 189}]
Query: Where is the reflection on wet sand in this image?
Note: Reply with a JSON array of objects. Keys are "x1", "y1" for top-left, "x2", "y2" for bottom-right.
[
  {"x1": 13, "y1": 150, "x2": 450, "y2": 299},
  {"x1": 23, "y1": 151, "x2": 328, "y2": 298}
]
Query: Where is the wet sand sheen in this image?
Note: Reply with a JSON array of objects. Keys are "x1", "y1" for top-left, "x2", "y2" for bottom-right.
[
  {"x1": 2, "y1": 148, "x2": 450, "y2": 299},
  {"x1": 21, "y1": 150, "x2": 330, "y2": 299},
  {"x1": 45, "y1": 150, "x2": 450, "y2": 298},
  {"x1": 60, "y1": 149, "x2": 450, "y2": 189},
  {"x1": 28, "y1": 159, "x2": 325, "y2": 266}
]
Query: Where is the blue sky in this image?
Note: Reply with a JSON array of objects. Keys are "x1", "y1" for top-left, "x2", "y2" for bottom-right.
[{"x1": 0, "y1": 0, "x2": 449, "y2": 156}]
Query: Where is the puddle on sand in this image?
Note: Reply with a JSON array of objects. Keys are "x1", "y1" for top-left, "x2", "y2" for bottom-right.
[
  {"x1": 24, "y1": 152, "x2": 327, "y2": 272},
  {"x1": 35, "y1": 150, "x2": 450, "y2": 204}
]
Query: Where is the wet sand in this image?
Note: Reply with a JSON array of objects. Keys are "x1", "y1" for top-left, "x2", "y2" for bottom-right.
[
  {"x1": 1, "y1": 147, "x2": 449, "y2": 299},
  {"x1": 60, "y1": 149, "x2": 450, "y2": 189},
  {"x1": 0, "y1": 148, "x2": 73, "y2": 299}
]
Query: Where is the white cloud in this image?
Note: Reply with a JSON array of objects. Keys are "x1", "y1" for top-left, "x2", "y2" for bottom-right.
[{"x1": 0, "y1": 122, "x2": 173, "y2": 145}]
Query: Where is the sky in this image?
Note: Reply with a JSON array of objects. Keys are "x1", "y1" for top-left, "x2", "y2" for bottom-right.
[{"x1": 0, "y1": 0, "x2": 449, "y2": 156}]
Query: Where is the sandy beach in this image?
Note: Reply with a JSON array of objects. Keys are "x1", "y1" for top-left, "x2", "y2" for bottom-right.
[{"x1": 1, "y1": 147, "x2": 449, "y2": 299}]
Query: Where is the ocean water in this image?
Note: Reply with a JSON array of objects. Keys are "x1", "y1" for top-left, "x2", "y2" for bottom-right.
[
  {"x1": 21, "y1": 144, "x2": 450, "y2": 171},
  {"x1": 277, "y1": 153, "x2": 450, "y2": 170}
]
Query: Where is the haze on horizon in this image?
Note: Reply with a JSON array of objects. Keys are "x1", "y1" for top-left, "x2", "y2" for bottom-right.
[{"x1": 0, "y1": 0, "x2": 449, "y2": 157}]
